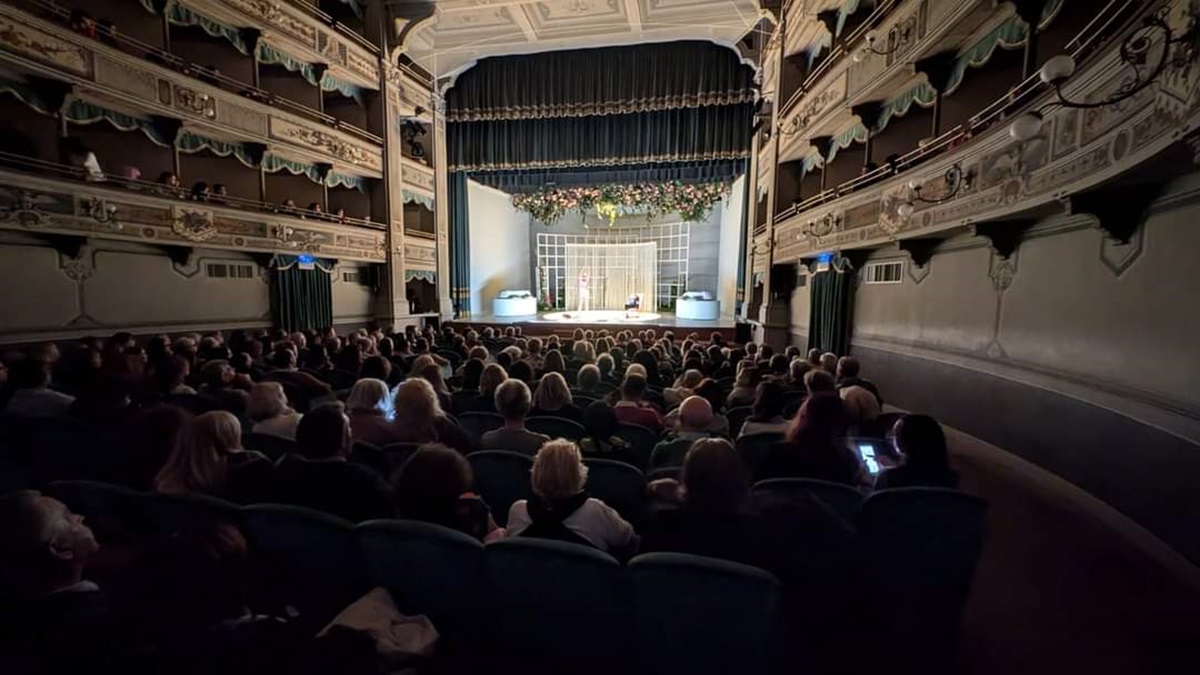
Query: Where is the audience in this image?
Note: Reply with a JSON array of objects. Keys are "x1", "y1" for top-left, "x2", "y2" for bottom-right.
[
  {"x1": 875, "y1": 414, "x2": 959, "y2": 490},
  {"x1": 740, "y1": 380, "x2": 790, "y2": 437},
  {"x1": 727, "y1": 361, "x2": 761, "y2": 408},
  {"x1": 246, "y1": 382, "x2": 302, "y2": 441},
  {"x1": 154, "y1": 411, "x2": 272, "y2": 503},
  {"x1": 578, "y1": 400, "x2": 639, "y2": 465},
  {"x1": 481, "y1": 379, "x2": 550, "y2": 455},
  {"x1": 4, "y1": 358, "x2": 75, "y2": 418},
  {"x1": 530, "y1": 372, "x2": 583, "y2": 423},
  {"x1": 392, "y1": 443, "x2": 504, "y2": 542},
  {"x1": 612, "y1": 374, "x2": 663, "y2": 432},
  {"x1": 651, "y1": 396, "x2": 713, "y2": 468},
  {"x1": 506, "y1": 440, "x2": 635, "y2": 554},
  {"x1": 389, "y1": 379, "x2": 472, "y2": 454},
  {"x1": 271, "y1": 404, "x2": 393, "y2": 522},
  {"x1": 836, "y1": 356, "x2": 883, "y2": 405},
  {"x1": 344, "y1": 378, "x2": 401, "y2": 447},
  {"x1": 756, "y1": 395, "x2": 863, "y2": 486}
]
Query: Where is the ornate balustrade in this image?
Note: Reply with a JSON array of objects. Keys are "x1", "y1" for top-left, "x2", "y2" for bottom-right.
[
  {"x1": 0, "y1": 154, "x2": 386, "y2": 263},
  {"x1": 0, "y1": 2, "x2": 384, "y2": 178},
  {"x1": 766, "y1": 0, "x2": 1200, "y2": 264}
]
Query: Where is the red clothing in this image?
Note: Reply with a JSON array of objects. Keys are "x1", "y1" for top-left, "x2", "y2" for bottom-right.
[{"x1": 614, "y1": 402, "x2": 663, "y2": 432}]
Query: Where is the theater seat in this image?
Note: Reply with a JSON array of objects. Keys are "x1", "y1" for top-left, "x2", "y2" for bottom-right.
[
  {"x1": 751, "y1": 477, "x2": 865, "y2": 523},
  {"x1": 582, "y1": 458, "x2": 646, "y2": 527},
  {"x1": 725, "y1": 406, "x2": 753, "y2": 435},
  {"x1": 241, "y1": 433, "x2": 296, "y2": 462},
  {"x1": 240, "y1": 504, "x2": 368, "y2": 628},
  {"x1": 526, "y1": 416, "x2": 586, "y2": 441},
  {"x1": 857, "y1": 488, "x2": 988, "y2": 663},
  {"x1": 467, "y1": 451, "x2": 532, "y2": 527},
  {"x1": 144, "y1": 490, "x2": 242, "y2": 538},
  {"x1": 628, "y1": 553, "x2": 780, "y2": 675},
  {"x1": 484, "y1": 538, "x2": 629, "y2": 671},
  {"x1": 357, "y1": 519, "x2": 485, "y2": 638},
  {"x1": 458, "y1": 411, "x2": 505, "y2": 441},
  {"x1": 735, "y1": 432, "x2": 785, "y2": 472},
  {"x1": 615, "y1": 423, "x2": 658, "y2": 467},
  {"x1": 44, "y1": 479, "x2": 150, "y2": 544}
]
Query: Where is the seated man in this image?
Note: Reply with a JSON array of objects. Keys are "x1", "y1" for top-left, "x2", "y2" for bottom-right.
[
  {"x1": 624, "y1": 294, "x2": 641, "y2": 312},
  {"x1": 4, "y1": 358, "x2": 75, "y2": 418},
  {"x1": 0, "y1": 490, "x2": 113, "y2": 673},
  {"x1": 481, "y1": 379, "x2": 550, "y2": 456},
  {"x1": 270, "y1": 404, "x2": 393, "y2": 523},
  {"x1": 613, "y1": 374, "x2": 663, "y2": 433},
  {"x1": 650, "y1": 396, "x2": 713, "y2": 468}
]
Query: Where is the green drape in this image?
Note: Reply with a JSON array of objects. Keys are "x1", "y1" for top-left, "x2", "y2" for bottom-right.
[
  {"x1": 807, "y1": 262, "x2": 855, "y2": 357},
  {"x1": 270, "y1": 255, "x2": 333, "y2": 332},
  {"x1": 449, "y1": 172, "x2": 471, "y2": 318}
]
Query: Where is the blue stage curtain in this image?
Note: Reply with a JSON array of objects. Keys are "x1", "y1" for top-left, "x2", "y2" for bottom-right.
[
  {"x1": 445, "y1": 41, "x2": 756, "y2": 122},
  {"x1": 449, "y1": 172, "x2": 471, "y2": 318},
  {"x1": 270, "y1": 255, "x2": 333, "y2": 332}
]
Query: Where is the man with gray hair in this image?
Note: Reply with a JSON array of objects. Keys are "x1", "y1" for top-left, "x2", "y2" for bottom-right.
[
  {"x1": 650, "y1": 396, "x2": 714, "y2": 468},
  {"x1": 481, "y1": 379, "x2": 550, "y2": 456}
]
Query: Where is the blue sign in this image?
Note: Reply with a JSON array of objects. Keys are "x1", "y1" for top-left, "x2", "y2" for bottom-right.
[
  {"x1": 817, "y1": 252, "x2": 833, "y2": 263},
  {"x1": 297, "y1": 253, "x2": 314, "y2": 264}
]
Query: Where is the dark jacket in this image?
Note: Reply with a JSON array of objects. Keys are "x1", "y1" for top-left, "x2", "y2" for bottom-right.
[{"x1": 269, "y1": 456, "x2": 393, "y2": 523}]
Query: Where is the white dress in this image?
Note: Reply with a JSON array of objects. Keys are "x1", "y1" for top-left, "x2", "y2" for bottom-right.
[{"x1": 578, "y1": 277, "x2": 590, "y2": 311}]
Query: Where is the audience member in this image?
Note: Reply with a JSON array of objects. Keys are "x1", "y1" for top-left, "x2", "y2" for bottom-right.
[
  {"x1": 197, "y1": 360, "x2": 249, "y2": 417},
  {"x1": 345, "y1": 378, "x2": 402, "y2": 447},
  {"x1": 271, "y1": 404, "x2": 392, "y2": 522},
  {"x1": 756, "y1": 395, "x2": 862, "y2": 486},
  {"x1": 481, "y1": 379, "x2": 550, "y2": 455},
  {"x1": 836, "y1": 356, "x2": 882, "y2": 405},
  {"x1": 819, "y1": 352, "x2": 839, "y2": 375},
  {"x1": 392, "y1": 444, "x2": 504, "y2": 542},
  {"x1": 154, "y1": 411, "x2": 272, "y2": 503},
  {"x1": 875, "y1": 414, "x2": 959, "y2": 490},
  {"x1": 263, "y1": 348, "x2": 332, "y2": 411},
  {"x1": 578, "y1": 400, "x2": 638, "y2": 465},
  {"x1": 530, "y1": 372, "x2": 583, "y2": 423},
  {"x1": 740, "y1": 380, "x2": 790, "y2": 436},
  {"x1": 389, "y1": 378, "x2": 472, "y2": 454},
  {"x1": 804, "y1": 368, "x2": 837, "y2": 396},
  {"x1": 840, "y1": 385, "x2": 881, "y2": 436},
  {"x1": 651, "y1": 396, "x2": 714, "y2": 468},
  {"x1": 246, "y1": 382, "x2": 302, "y2": 441},
  {"x1": 727, "y1": 361, "x2": 761, "y2": 408},
  {"x1": 114, "y1": 405, "x2": 191, "y2": 490},
  {"x1": 506, "y1": 440, "x2": 635, "y2": 554},
  {"x1": 541, "y1": 349, "x2": 566, "y2": 376},
  {"x1": 4, "y1": 358, "x2": 74, "y2": 418},
  {"x1": 612, "y1": 374, "x2": 663, "y2": 432},
  {"x1": 665, "y1": 369, "x2": 704, "y2": 407}
]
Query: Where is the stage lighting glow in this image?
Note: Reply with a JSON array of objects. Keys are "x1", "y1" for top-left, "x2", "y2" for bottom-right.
[
  {"x1": 817, "y1": 252, "x2": 833, "y2": 263},
  {"x1": 298, "y1": 253, "x2": 314, "y2": 264}
]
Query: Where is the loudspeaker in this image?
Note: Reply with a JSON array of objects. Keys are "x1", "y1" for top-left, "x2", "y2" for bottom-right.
[
  {"x1": 735, "y1": 321, "x2": 752, "y2": 344},
  {"x1": 769, "y1": 262, "x2": 798, "y2": 300}
]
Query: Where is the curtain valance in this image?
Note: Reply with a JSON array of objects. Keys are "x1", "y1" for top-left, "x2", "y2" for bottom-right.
[
  {"x1": 825, "y1": 122, "x2": 869, "y2": 163},
  {"x1": 178, "y1": 130, "x2": 259, "y2": 168},
  {"x1": 166, "y1": 4, "x2": 251, "y2": 55},
  {"x1": 327, "y1": 171, "x2": 367, "y2": 192},
  {"x1": 405, "y1": 270, "x2": 436, "y2": 283},
  {"x1": 944, "y1": 0, "x2": 1065, "y2": 95},
  {"x1": 271, "y1": 254, "x2": 335, "y2": 272},
  {"x1": 261, "y1": 154, "x2": 324, "y2": 182},
  {"x1": 257, "y1": 43, "x2": 318, "y2": 82},
  {"x1": 874, "y1": 81, "x2": 936, "y2": 131},
  {"x1": 445, "y1": 41, "x2": 756, "y2": 122},
  {"x1": 468, "y1": 159, "x2": 748, "y2": 194},
  {"x1": 65, "y1": 99, "x2": 176, "y2": 147},
  {"x1": 0, "y1": 75, "x2": 52, "y2": 115},
  {"x1": 403, "y1": 189, "x2": 435, "y2": 209},
  {"x1": 449, "y1": 103, "x2": 753, "y2": 172}
]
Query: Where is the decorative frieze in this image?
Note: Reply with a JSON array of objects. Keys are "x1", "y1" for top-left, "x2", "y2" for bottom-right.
[
  {"x1": 270, "y1": 118, "x2": 384, "y2": 173},
  {"x1": 402, "y1": 159, "x2": 436, "y2": 194},
  {"x1": 0, "y1": 170, "x2": 386, "y2": 262},
  {"x1": 0, "y1": 13, "x2": 90, "y2": 76},
  {"x1": 94, "y1": 54, "x2": 158, "y2": 100}
]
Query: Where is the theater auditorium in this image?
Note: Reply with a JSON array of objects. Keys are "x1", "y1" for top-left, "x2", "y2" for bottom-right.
[{"x1": 0, "y1": 0, "x2": 1197, "y2": 674}]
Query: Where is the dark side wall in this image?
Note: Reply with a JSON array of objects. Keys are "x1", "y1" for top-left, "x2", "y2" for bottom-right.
[{"x1": 803, "y1": 172, "x2": 1200, "y2": 566}]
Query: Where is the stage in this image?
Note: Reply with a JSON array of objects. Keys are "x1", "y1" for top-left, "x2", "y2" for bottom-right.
[{"x1": 448, "y1": 309, "x2": 741, "y2": 341}]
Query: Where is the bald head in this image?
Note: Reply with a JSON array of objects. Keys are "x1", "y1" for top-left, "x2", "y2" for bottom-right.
[{"x1": 678, "y1": 395, "x2": 714, "y2": 433}]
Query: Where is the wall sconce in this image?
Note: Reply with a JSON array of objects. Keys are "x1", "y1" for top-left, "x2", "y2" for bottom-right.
[
  {"x1": 749, "y1": 239, "x2": 775, "y2": 256},
  {"x1": 1009, "y1": 12, "x2": 1197, "y2": 140},
  {"x1": 851, "y1": 18, "x2": 916, "y2": 63},
  {"x1": 897, "y1": 163, "x2": 972, "y2": 217}
]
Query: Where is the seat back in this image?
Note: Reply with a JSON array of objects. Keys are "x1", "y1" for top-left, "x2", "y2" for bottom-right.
[
  {"x1": 735, "y1": 432, "x2": 785, "y2": 471},
  {"x1": 526, "y1": 416, "x2": 586, "y2": 441},
  {"x1": 381, "y1": 442, "x2": 423, "y2": 475},
  {"x1": 858, "y1": 488, "x2": 988, "y2": 640},
  {"x1": 649, "y1": 438, "x2": 693, "y2": 469},
  {"x1": 725, "y1": 406, "x2": 753, "y2": 436},
  {"x1": 582, "y1": 459, "x2": 646, "y2": 527},
  {"x1": 484, "y1": 538, "x2": 628, "y2": 667},
  {"x1": 458, "y1": 411, "x2": 505, "y2": 441},
  {"x1": 437, "y1": 350, "x2": 463, "y2": 368},
  {"x1": 240, "y1": 504, "x2": 367, "y2": 625},
  {"x1": 751, "y1": 477, "x2": 865, "y2": 523},
  {"x1": 349, "y1": 441, "x2": 386, "y2": 475},
  {"x1": 241, "y1": 433, "x2": 297, "y2": 462},
  {"x1": 615, "y1": 423, "x2": 658, "y2": 468},
  {"x1": 451, "y1": 390, "x2": 480, "y2": 414},
  {"x1": 357, "y1": 519, "x2": 485, "y2": 637},
  {"x1": 467, "y1": 451, "x2": 532, "y2": 527},
  {"x1": 44, "y1": 480, "x2": 149, "y2": 544},
  {"x1": 573, "y1": 394, "x2": 598, "y2": 409},
  {"x1": 628, "y1": 553, "x2": 780, "y2": 675},
  {"x1": 144, "y1": 491, "x2": 243, "y2": 538}
]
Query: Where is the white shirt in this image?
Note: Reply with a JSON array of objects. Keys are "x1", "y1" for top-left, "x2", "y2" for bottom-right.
[
  {"x1": 5, "y1": 388, "x2": 75, "y2": 418},
  {"x1": 506, "y1": 497, "x2": 634, "y2": 553},
  {"x1": 253, "y1": 412, "x2": 303, "y2": 441}
]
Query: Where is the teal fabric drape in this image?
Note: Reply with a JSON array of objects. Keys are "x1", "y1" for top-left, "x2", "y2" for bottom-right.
[
  {"x1": 944, "y1": 0, "x2": 1066, "y2": 95},
  {"x1": 178, "y1": 131, "x2": 259, "y2": 167},
  {"x1": 327, "y1": 171, "x2": 367, "y2": 192},
  {"x1": 0, "y1": 75, "x2": 52, "y2": 114},
  {"x1": 807, "y1": 261, "x2": 855, "y2": 357},
  {"x1": 270, "y1": 255, "x2": 334, "y2": 332},
  {"x1": 403, "y1": 189, "x2": 435, "y2": 209},
  {"x1": 262, "y1": 154, "x2": 325, "y2": 183},
  {"x1": 446, "y1": 41, "x2": 756, "y2": 122},
  {"x1": 449, "y1": 172, "x2": 471, "y2": 318},
  {"x1": 65, "y1": 100, "x2": 175, "y2": 147},
  {"x1": 320, "y1": 73, "x2": 365, "y2": 103},
  {"x1": 257, "y1": 43, "x2": 318, "y2": 84},
  {"x1": 405, "y1": 269, "x2": 436, "y2": 283},
  {"x1": 825, "y1": 122, "x2": 869, "y2": 163},
  {"x1": 166, "y1": 4, "x2": 251, "y2": 55}
]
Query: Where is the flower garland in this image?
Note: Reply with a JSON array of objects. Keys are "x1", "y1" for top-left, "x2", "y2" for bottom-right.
[{"x1": 512, "y1": 181, "x2": 730, "y2": 225}]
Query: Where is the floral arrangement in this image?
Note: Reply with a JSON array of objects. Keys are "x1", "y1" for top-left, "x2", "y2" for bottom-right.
[{"x1": 512, "y1": 181, "x2": 730, "y2": 225}]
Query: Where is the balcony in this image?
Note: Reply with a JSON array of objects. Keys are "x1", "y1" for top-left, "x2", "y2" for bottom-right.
[{"x1": 0, "y1": 153, "x2": 387, "y2": 263}]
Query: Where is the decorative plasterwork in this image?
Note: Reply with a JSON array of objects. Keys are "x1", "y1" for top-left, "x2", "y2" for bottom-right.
[
  {"x1": 0, "y1": 3, "x2": 382, "y2": 177},
  {"x1": 401, "y1": 157, "x2": 436, "y2": 197},
  {"x1": 770, "y1": 0, "x2": 1200, "y2": 262},
  {"x1": 0, "y1": 169, "x2": 386, "y2": 262},
  {"x1": 0, "y1": 13, "x2": 91, "y2": 76},
  {"x1": 269, "y1": 118, "x2": 383, "y2": 173},
  {"x1": 403, "y1": 240, "x2": 437, "y2": 271},
  {"x1": 404, "y1": 0, "x2": 763, "y2": 78}
]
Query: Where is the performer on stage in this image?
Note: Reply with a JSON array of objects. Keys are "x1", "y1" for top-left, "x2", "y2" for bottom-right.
[
  {"x1": 577, "y1": 268, "x2": 590, "y2": 312},
  {"x1": 624, "y1": 293, "x2": 640, "y2": 318}
]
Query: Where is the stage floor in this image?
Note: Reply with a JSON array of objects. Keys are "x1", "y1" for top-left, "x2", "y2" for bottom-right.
[{"x1": 453, "y1": 310, "x2": 739, "y2": 337}]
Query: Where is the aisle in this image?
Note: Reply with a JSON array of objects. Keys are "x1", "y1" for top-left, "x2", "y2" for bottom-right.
[{"x1": 945, "y1": 427, "x2": 1200, "y2": 674}]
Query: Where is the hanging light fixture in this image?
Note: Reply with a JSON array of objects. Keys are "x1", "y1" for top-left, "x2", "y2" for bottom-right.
[
  {"x1": 897, "y1": 163, "x2": 973, "y2": 216},
  {"x1": 851, "y1": 18, "x2": 916, "y2": 63},
  {"x1": 1009, "y1": 12, "x2": 1198, "y2": 139}
]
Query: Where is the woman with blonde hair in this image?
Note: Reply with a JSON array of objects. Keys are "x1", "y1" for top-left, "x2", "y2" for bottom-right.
[
  {"x1": 530, "y1": 372, "x2": 583, "y2": 424},
  {"x1": 570, "y1": 340, "x2": 595, "y2": 368},
  {"x1": 541, "y1": 349, "x2": 566, "y2": 376},
  {"x1": 390, "y1": 378, "x2": 472, "y2": 454},
  {"x1": 345, "y1": 378, "x2": 405, "y2": 446},
  {"x1": 410, "y1": 353, "x2": 453, "y2": 412},
  {"x1": 506, "y1": 439, "x2": 634, "y2": 553},
  {"x1": 154, "y1": 411, "x2": 271, "y2": 502},
  {"x1": 247, "y1": 382, "x2": 302, "y2": 440},
  {"x1": 665, "y1": 368, "x2": 704, "y2": 407}
]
